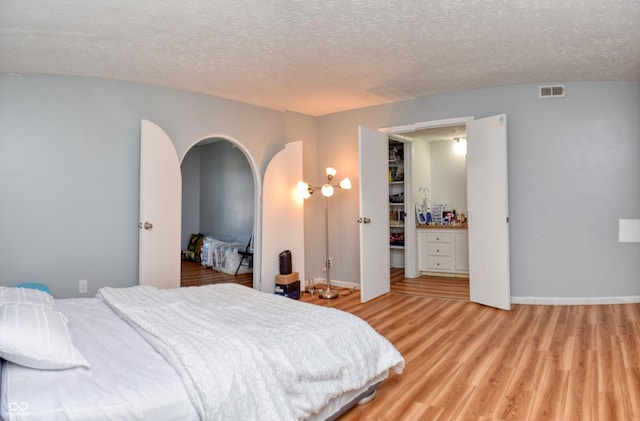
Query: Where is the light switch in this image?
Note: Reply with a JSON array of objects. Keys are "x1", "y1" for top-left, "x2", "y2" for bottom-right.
[{"x1": 619, "y1": 219, "x2": 640, "y2": 243}]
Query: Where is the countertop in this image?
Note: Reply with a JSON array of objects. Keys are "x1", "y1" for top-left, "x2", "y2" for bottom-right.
[{"x1": 416, "y1": 224, "x2": 468, "y2": 229}]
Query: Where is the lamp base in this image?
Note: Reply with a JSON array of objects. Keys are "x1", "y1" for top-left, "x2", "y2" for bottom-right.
[{"x1": 318, "y1": 288, "x2": 339, "y2": 299}]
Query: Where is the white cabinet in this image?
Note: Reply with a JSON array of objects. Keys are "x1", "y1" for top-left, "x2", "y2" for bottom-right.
[{"x1": 418, "y1": 228, "x2": 469, "y2": 275}]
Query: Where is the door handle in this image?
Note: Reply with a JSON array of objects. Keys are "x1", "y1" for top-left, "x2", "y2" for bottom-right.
[
  {"x1": 357, "y1": 217, "x2": 371, "y2": 224},
  {"x1": 139, "y1": 222, "x2": 153, "y2": 230}
]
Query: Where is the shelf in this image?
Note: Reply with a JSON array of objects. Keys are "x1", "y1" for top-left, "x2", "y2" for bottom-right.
[{"x1": 389, "y1": 141, "x2": 405, "y2": 255}]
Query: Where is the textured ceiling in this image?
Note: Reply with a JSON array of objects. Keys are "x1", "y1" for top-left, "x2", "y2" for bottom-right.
[{"x1": 1, "y1": 0, "x2": 638, "y2": 116}]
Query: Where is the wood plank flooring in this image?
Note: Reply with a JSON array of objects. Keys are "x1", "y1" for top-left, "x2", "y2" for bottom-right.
[
  {"x1": 390, "y1": 267, "x2": 470, "y2": 301},
  {"x1": 180, "y1": 260, "x2": 253, "y2": 288},
  {"x1": 301, "y1": 288, "x2": 640, "y2": 421},
  {"x1": 181, "y1": 263, "x2": 640, "y2": 420}
]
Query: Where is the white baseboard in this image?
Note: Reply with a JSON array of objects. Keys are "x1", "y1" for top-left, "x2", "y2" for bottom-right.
[
  {"x1": 313, "y1": 277, "x2": 360, "y2": 290},
  {"x1": 303, "y1": 283, "x2": 640, "y2": 305},
  {"x1": 511, "y1": 296, "x2": 640, "y2": 305}
]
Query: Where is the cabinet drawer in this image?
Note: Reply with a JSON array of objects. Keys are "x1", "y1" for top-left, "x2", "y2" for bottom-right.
[
  {"x1": 426, "y1": 233, "x2": 453, "y2": 243},
  {"x1": 427, "y1": 242, "x2": 453, "y2": 256},
  {"x1": 426, "y1": 256, "x2": 453, "y2": 271}
]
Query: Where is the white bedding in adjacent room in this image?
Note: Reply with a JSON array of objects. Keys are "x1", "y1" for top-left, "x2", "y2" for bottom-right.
[
  {"x1": 1, "y1": 298, "x2": 199, "y2": 421},
  {"x1": 97, "y1": 284, "x2": 405, "y2": 421}
]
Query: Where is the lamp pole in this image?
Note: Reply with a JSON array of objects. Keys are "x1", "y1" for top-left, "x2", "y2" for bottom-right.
[
  {"x1": 319, "y1": 196, "x2": 338, "y2": 299},
  {"x1": 297, "y1": 167, "x2": 350, "y2": 299}
]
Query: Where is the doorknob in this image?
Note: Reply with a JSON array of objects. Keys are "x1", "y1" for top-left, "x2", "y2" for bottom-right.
[
  {"x1": 357, "y1": 217, "x2": 371, "y2": 224},
  {"x1": 139, "y1": 222, "x2": 153, "y2": 230}
]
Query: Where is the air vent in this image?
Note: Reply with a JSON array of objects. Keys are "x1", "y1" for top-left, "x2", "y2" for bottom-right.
[{"x1": 539, "y1": 84, "x2": 565, "y2": 98}]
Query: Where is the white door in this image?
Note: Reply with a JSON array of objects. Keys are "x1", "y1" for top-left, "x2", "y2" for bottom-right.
[
  {"x1": 467, "y1": 114, "x2": 511, "y2": 310},
  {"x1": 358, "y1": 126, "x2": 390, "y2": 302},
  {"x1": 139, "y1": 120, "x2": 181, "y2": 289},
  {"x1": 261, "y1": 141, "x2": 305, "y2": 293}
]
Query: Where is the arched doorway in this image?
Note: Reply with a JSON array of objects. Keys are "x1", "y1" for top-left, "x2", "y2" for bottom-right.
[{"x1": 180, "y1": 136, "x2": 261, "y2": 289}]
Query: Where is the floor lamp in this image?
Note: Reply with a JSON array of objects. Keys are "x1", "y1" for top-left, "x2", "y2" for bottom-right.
[{"x1": 297, "y1": 167, "x2": 351, "y2": 299}]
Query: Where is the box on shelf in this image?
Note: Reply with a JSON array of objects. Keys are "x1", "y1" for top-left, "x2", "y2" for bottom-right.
[
  {"x1": 275, "y1": 280, "x2": 301, "y2": 300},
  {"x1": 275, "y1": 272, "x2": 299, "y2": 285}
]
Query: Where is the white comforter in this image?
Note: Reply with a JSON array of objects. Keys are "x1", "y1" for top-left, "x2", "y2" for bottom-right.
[{"x1": 96, "y1": 284, "x2": 404, "y2": 421}]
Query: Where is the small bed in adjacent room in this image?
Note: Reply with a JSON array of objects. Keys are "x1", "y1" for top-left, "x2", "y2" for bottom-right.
[{"x1": 0, "y1": 284, "x2": 404, "y2": 421}]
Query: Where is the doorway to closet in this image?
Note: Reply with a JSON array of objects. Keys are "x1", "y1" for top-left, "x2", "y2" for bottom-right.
[
  {"x1": 361, "y1": 114, "x2": 510, "y2": 309},
  {"x1": 389, "y1": 125, "x2": 470, "y2": 300}
]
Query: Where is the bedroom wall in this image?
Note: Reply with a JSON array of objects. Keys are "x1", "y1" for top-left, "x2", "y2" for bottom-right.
[
  {"x1": 314, "y1": 81, "x2": 640, "y2": 300},
  {"x1": 0, "y1": 73, "x2": 294, "y2": 298},
  {"x1": 181, "y1": 140, "x2": 255, "y2": 249},
  {"x1": 1, "y1": 74, "x2": 637, "y2": 301},
  {"x1": 181, "y1": 146, "x2": 201, "y2": 249},
  {"x1": 199, "y1": 141, "x2": 254, "y2": 245},
  {"x1": 429, "y1": 139, "x2": 467, "y2": 216}
]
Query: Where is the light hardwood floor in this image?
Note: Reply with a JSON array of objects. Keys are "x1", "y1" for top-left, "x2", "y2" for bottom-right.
[
  {"x1": 390, "y1": 267, "x2": 470, "y2": 301},
  {"x1": 302, "y1": 287, "x2": 640, "y2": 420},
  {"x1": 181, "y1": 263, "x2": 640, "y2": 420},
  {"x1": 181, "y1": 260, "x2": 253, "y2": 288}
]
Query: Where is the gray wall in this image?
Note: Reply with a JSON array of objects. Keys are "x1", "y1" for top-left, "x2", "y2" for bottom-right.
[
  {"x1": 0, "y1": 74, "x2": 293, "y2": 298},
  {"x1": 199, "y1": 141, "x2": 254, "y2": 245},
  {"x1": 315, "y1": 82, "x2": 640, "y2": 299},
  {"x1": 1, "y1": 74, "x2": 638, "y2": 300},
  {"x1": 181, "y1": 141, "x2": 254, "y2": 248},
  {"x1": 181, "y1": 146, "x2": 201, "y2": 248}
]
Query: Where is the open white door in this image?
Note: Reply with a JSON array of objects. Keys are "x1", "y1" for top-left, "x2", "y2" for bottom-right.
[
  {"x1": 139, "y1": 120, "x2": 181, "y2": 289},
  {"x1": 358, "y1": 126, "x2": 390, "y2": 302},
  {"x1": 262, "y1": 141, "x2": 305, "y2": 294},
  {"x1": 467, "y1": 114, "x2": 511, "y2": 310}
]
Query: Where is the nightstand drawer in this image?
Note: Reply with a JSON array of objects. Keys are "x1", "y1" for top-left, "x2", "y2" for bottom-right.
[{"x1": 427, "y1": 242, "x2": 453, "y2": 256}]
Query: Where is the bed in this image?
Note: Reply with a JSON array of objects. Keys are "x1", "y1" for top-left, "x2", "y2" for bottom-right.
[{"x1": 0, "y1": 284, "x2": 404, "y2": 420}]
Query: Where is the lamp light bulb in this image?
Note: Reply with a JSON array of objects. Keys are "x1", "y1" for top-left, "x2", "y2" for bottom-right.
[
  {"x1": 321, "y1": 184, "x2": 334, "y2": 197},
  {"x1": 339, "y1": 177, "x2": 352, "y2": 190},
  {"x1": 296, "y1": 181, "x2": 311, "y2": 199},
  {"x1": 454, "y1": 138, "x2": 467, "y2": 155}
]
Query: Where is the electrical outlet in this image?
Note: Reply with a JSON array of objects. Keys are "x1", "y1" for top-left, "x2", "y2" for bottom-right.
[
  {"x1": 328, "y1": 257, "x2": 333, "y2": 268},
  {"x1": 79, "y1": 279, "x2": 88, "y2": 294}
]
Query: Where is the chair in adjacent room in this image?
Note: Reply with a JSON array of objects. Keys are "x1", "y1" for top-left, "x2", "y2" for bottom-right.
[{"x1": 235, "y1": 234, "x2": 253, "y2": 276}]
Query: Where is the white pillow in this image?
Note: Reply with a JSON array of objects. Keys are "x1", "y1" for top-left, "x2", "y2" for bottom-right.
[
  {"x1": 0, "y1": 303, "x2": 90, "y2": 369},
  {"x1": 0, "y1": 286, "x2": 56, "y2": 310}
]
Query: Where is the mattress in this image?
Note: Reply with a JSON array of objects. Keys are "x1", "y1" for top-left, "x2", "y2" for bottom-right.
[
  {"x1": 1, "y1": 288, "x2": 401, "y2": 421},
  {"x1": 96, "y1": 284, "x2": 404, "y2": 420},
  {"x1": 1, "y1": 298, "x2": 199, "y2": 421}
]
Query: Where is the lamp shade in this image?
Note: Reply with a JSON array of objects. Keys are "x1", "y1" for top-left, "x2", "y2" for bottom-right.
[
  {"x1": 296, "y1": 181, "x2": 311, "y2": 199},
  {"x1": 339, "y1": 177, "x2": 352, "y2": 189},
  {"x1": 321, "y1": 184, "x2": 334, "y2": 197},
  {"x1": 325, "y1": 167, "x2": 337, "y2": 178}
]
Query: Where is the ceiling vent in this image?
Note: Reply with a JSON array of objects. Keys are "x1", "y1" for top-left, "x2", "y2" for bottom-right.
[{"x1": 539, "y1": 84, "x2": 565, "y2": 98}]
